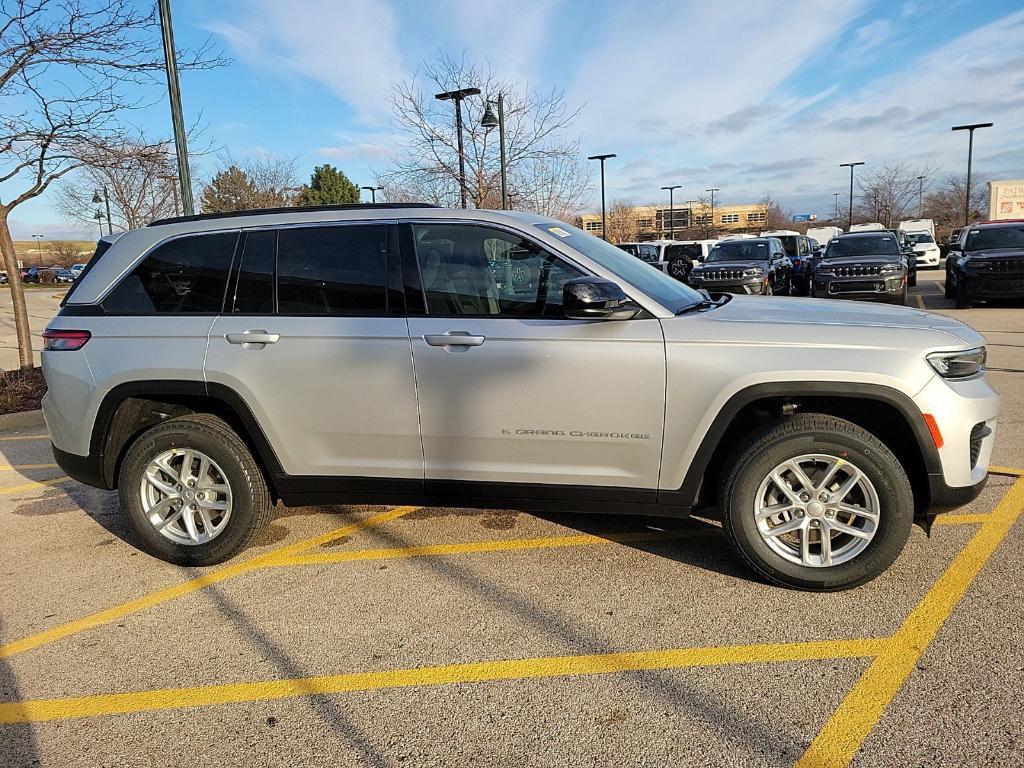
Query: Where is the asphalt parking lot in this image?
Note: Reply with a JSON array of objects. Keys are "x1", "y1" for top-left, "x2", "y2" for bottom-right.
[{"x1": 2, "y1": 269, "x2": 1023, "y2": 767}]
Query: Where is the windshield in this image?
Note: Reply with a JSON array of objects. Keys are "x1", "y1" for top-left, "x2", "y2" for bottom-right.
[
  {"x1": 774, "y1": 236, "x2": 798, "y2": 256},
  {"x1": 706, "y1": 241, "x2": 770, "y2": 262},
  {"x1": 965, "y1": 225, "x2": 1024, "y2": 250},
  {"x1": 533, "y1": 223, "x2": 701, "y2": 312},
  {"x1": 905, "y1": 232, "x2": 934, "y2": 245},
  {"x1": 827, "y1": 235, "x2": 901, "y2": 257}
]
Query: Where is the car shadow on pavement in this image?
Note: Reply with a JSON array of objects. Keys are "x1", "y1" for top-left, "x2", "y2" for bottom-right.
[{"x1": 0, "y1": 619, "x2": 40, "y2": 768}]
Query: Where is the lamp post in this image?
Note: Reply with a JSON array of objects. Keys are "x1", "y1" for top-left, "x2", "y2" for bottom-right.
[
  {"x1": 94, "y1": 210, "x2": 104, "y2": 238},
  {"x1": 951, "y1": 122, "x2": 993, "y2": 227},
  {"x1": 916, "y1": 175, "x2": 926, "y2": 218},
  {"x1": 706, "y1": 188, "x2": 719, "y2": 233},
  {"x1": 91, "y1": 188, "x2": 112, "y2": 234},
  {"x1": 587, "y1": 154, "x2": 617, "y2": 240},
  {"x1": 481, "y1": 95, "x2": 508, "y2": 210},
  {"x1": 839, "y1": 162, "x2": 864, "y2": 229},
  {"x1": 32, "y1": 234, "x2": 44, "y2": 265},
  {"x1": 661, "y1": 185, "x2": 681, "y2": 239},
  {"x1": 360, "y1": 186, "x2": 382, "y2": 203},
  {"x1": 833, "y1": 192, "x2": 840, "y2": 222},
  {"x1": 435, "y1": 87, "x2": 481, "y2": 209},
  {"x1": 158, "y1": 0, "x2": 194, "y2": 216}
]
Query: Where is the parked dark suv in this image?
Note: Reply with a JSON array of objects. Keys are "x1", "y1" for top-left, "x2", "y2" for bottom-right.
[
  {"x1": 811, "y1": 232, "x2": 908, "y2": 304},
  {"x1": 945, "y1": 221, "x2": 1024, "y2": 308},
  {"x1": 687, "y1": 238, "x2": 792, "y2": 295}
]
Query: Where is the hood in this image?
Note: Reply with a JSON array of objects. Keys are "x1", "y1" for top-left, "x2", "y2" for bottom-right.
[
  {"x1": 966, "y1": 247, "x2": 1024, "y2": 259},
  {"x1": 691, "y1": 294, "x2": 984, "y2": 346},
  {"x1": 817, "y1": 255, "x2": 901, "y2": 269},
  {"x1": 695, "y1": 261, "x2": 767, "y2": 272}
]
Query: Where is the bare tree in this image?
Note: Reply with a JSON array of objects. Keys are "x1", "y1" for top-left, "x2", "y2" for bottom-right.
[
  {"x1": 759, "y1": 194, "x2": 791, "y2": 232},
  {"x1": 854, "y1": 163, "x2": 934, "y2": 228},
  {"x1": 55, "y1": 135, "x2": 180, "y2": 230},
  {"x1": 49, "y1": 240, "x2": 89, "y2": 267},
  {"x1": 0, "y1": 0, "x2": 225, "y2": 369},
  {"x1": 381, "y1": 52, "x2": 590, "y2": 215},
  {"x1": 604, "y1": 199, "x2": 640, "y2": 244},
  {"x1": 200, "y1": 154, "x2": 301, "y2": 213},
  {"x1": 923, "y1": 174, "x2": 988, "y2": 240}
]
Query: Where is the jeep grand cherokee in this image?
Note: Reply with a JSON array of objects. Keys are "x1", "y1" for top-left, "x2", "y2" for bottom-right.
[{"x1": 42, "y1": 204, "x2": 997, "y2": 591}]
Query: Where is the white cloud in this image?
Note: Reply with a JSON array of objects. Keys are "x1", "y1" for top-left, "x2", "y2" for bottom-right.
[{"x1": 205, "y1": 0, "x2": 406, "y2": 122}]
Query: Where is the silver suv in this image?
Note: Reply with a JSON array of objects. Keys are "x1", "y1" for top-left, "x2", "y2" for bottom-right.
[{"x1": 42, "y1": 204, "x2": 998, "y2": 590}]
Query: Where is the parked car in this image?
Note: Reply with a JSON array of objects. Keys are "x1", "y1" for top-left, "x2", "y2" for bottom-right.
[
  {"x1": 0, "y1": 272, "x2": 7, "y2": 285},
  {"x1": 616, "y1": 241, "x2": 697, "y2": 284},
  {"x1": 70, "y1": 263, "x2": 87, "y2": 275},
  {"x1": 43, "y1": 203, "x2": 997, "y2": 590},
  {"x1": 811, "y1": 232, "x2": 908, "y2": 304},
  {"x1": 945, "y1": 220, "x2": 1024, "y2": 308},
  {"x1": 21, "y1": 266, "x2": 40, "y2": 283},
  {"x1": 761, "y1": 230, "x2": 819, "y2": 295},
  {"x1": 899, "y1": 219, "x2": 936, "y2": 240},
  {"x1": 688, "y1": 237, "x2": 792, "y2": 296},
  {"x1": 53, "y1": 268, "x2": 77, "y2": 283},
  {"x1": 904, "y1": 231, "x2": 941, "y2": 269}
]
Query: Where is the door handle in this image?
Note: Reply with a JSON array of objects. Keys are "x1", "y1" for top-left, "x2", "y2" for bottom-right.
[
  {"x1": 225, "y1": 330, "x2": 280, "y2": 345},
  {"x1": 424, "y1": 331, "x2": 486, "y2": 347}
]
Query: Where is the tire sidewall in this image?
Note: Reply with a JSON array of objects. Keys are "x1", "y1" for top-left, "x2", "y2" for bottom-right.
[
  {"x1": 119, "y1": 420, "x2": 261, "y2": 566},
  {"x1": 727, "y1": 427, "x2": 913, "y2": 590}
]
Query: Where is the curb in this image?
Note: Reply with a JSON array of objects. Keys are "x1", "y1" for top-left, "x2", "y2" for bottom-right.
[{"x1": 0, "y1": 408, "x2": 46, "y2": 431}]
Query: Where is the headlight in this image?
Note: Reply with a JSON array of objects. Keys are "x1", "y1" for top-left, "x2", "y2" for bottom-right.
[
  {"x1": 880, "y1": 263, "x2": 902, "y2": 274},
  {"x1": 927, "y1": 347, "x2": 986, "y2": 379},
  {"x1": 743, "y1": 267, "x2": 764, "y2": 277}
]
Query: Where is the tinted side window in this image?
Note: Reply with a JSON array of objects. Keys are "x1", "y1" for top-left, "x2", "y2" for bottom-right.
[
  {"x1": 414, "y1": 224, "x2": 584, "y2": 317},
  {"x1": 102, "y1": 232, "x2": 238, "y2": 314},
  {"x1": 232, "y1": 230, "x2": 275, "y2": 314},
  {"x1": 277, "y1": 225, "x2": 387, "y2": 315}
]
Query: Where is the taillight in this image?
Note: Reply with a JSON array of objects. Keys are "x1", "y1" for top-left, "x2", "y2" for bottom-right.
[{"x1": 42, "y1": 329, "x2": 91, "y2": 351}]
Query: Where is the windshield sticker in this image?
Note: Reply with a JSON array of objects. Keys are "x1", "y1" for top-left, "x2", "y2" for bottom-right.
[{"x1": 548, "y1": 226, "x2": 572, "y2": 238}]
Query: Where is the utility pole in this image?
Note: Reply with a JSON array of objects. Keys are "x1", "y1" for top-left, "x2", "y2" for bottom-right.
[
  {"x1": 588, "y1": 154, "x2": 617, "y2": 240},
  {"x1": 833, "y1": 192, "x2": 840, "y2": 222},
  {"x1": 158, "y1": 0, "x2": 194, "y2": 216},
  {"x1": 916, "y1": 175, "x2": 925, "y2": 218},
  {"x1": 951, "y1": 122, "x2": 993, "y2": 226},
  {"x1": 661, "y1": 185, "x2": 681, "y2": 240},
  {"x1": 435, "y1": 87, "x2": 481, "y2": 208},
  {"x1": 839, "y1": 162, "x2": 864, "y2": 229},
  {"x1": 706, "y1": 188, "x2": 719, "y2": 234}
]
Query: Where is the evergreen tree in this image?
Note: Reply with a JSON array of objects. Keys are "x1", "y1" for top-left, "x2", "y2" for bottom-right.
[
  {"x1": 298, "y1": 164, "x2": 360, "y2": 206},
  {"x1": 200, "y1": 166, "x2": 258, "y2": 212}
]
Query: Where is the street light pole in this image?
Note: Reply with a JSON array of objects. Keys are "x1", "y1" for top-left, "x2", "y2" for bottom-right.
[
  {"x1": 94, "y1": 210, "x2": 104, "y2": 238},
  {"x1": 435, "y1": 87, "x2": 481, "y2": 209},
  {"x1": 588, "y1": 154, "x2": 617, "y2": 240},
  {"x1": 481, "y1": 95, "x2": 508, "y2": 209},
  {"x1": 952, "y1": 122, "x2": 993, "y2": 227},
  {"x1": 32, "y1": 234, "x2": 44, "y2": 265},
  {"x1": 661, "y1": 185, "x2": 681, "y2": 239},
  {"x1": 360, "y1": 186, "x2": 382, "y2": 203},
  {"x1": 158, "y1": 0, "x2": 194, "y2": 216},
  {"x1": 92, "y1": 188, "x2": 113, "y2": 234},
  {"x1": 706, "y1": 188, "x2": 719, "y2": 233},
  {"x1": 916, "y1": 175, "x2": 925, "y2": 218},
  {"x1": 839, "y1": 162, "x2": 864, "y2": 229},
  {"x1": 833, "y1": 192, "x2": 840, "y2": 222}
]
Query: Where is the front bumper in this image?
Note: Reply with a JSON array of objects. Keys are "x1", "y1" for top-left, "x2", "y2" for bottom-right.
[
  {"x1": 963, "y1": 272, "x2": 1024, "y2": 299},
  {"x1": 813, "y1": 274, "x2": 905, "y2": 301},
  {"x1": 914, "y1": 249, "x2": 941, "y2": 267},
  {"x1": 928, "y1": 473, "x2": 986, "y2": 512},
  {"x1": 689, "y1": 278, "x2": 767, "y2": 295}
]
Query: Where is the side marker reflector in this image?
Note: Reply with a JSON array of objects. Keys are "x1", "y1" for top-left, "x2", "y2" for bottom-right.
[{"x1": 923, "y1": 414, "x2": 944, "y2": 449}]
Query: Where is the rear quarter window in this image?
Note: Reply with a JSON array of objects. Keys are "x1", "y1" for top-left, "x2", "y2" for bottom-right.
[{"x1": 102, "y1": 232, "x2": 239, "y2": 314}]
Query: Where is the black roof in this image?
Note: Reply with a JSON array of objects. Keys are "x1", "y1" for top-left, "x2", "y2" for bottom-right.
[{"x1": 148, "y1": 202, "x2": 437, "y2": 227}]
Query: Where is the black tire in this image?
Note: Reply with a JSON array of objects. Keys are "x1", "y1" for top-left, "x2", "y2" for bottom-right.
[
  {"x1": 908, "y1": 270, "x2": 917, "y2": 287},
  {"x1": 955, "y1": 277, "x2": 971, "y2": 309},
  {"x1": 118, "y1": 414, "x2": 273, "y2": 566},
  {"x1": 719, "y1": 414, "x2": 913, "y2": 591},
  {"x1": 944, "y1": 266, "x2": 954, "y2": 299}
]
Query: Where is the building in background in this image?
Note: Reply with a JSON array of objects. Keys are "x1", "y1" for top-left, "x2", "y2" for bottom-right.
[
  {"x1": 579, "y1": 201, "x2": 773, "y2": 242},
  {"x1": 988, "y1": 180, "x2": 1024, "y2": 221}
]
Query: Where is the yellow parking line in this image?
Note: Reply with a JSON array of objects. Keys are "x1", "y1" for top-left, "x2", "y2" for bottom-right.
[
  {"x1": 278, "y1": 527, "x2": 717, "y2": 568},
  {"x1": 0, "y1": 506, "x2": 419, "y2": 659},
  {"x1": 990, "y1": 465, "x2": 1024, "y2": 477},
  {"x1": 914, "y1": 294, "x2": 926, "y2": 309},
  {"x1": 0, "y1": 637, "x2": 885, "y2": 724},
  {"x1": 0, "y1": 462, "x2": 59, "y2": 472},
  {"x1": 0, "y1": 433, "x2": 48, "y2": 442},
  {"x1": 0, "y1": 476, "x2": 69, "y2": 495},
  {"x1": 933, "y1": 513, "x2": 990, "y2": 526},
  {"x1": 795, "y1": 476, "x2": 1024, "y2": 768}
]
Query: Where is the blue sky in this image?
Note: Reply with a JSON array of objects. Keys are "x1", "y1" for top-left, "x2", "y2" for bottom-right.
[{"x1": 9, "y1": 0, "x2": 1024, "y2": 238}]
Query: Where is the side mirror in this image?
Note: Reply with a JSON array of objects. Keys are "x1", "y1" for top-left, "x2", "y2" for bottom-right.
[{"x1": 563, "y1": 277, "x2": 640, "y2": 320}]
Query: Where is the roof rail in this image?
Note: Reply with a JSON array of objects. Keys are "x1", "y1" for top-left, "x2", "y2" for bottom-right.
[{"x1": 147, "y1": 202, "x2": 438, "y2": 227}]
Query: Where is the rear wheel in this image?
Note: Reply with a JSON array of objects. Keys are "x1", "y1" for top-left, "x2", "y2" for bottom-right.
[
  {"x1": 720, "y1": 414, "x2": 913, "y2": 591},
  {"x1": 667, "y1": 257, "x2": 691, "y2": 283},
  {"x1": 118, "y1": 414, "x2": 273, "y2": 565}
]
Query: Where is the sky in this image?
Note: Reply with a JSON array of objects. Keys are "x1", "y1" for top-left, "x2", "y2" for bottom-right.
[{"x1": 8, "y1": 0, "x2": 1024, "y2": 239}]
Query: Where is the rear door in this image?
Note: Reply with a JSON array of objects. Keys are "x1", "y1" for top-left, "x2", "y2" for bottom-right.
[
  {"x1": 404, "y1": 221, "x2": 666, "y2": 494},
  {"x1": 207, "y1": 223, "x2": 422, "y2": 480}
]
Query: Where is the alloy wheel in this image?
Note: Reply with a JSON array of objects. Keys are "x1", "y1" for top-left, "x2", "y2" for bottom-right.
[{"x1": 139, "y1": 448, "x2": 233, "y2": 546}]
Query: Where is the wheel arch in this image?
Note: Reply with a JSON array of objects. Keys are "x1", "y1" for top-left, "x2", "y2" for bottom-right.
[
  {"x1": 662, "y1": 382, "x2": 941, "y2": 515},
  {"x1": 90, "y1": 381, "x2": 284, "y2": 496}
]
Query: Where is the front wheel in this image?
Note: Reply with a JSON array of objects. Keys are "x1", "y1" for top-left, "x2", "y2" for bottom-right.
[
  {"x1": 719, "y1": 414, "x2": 913, "y2": 591},
  {"x1": 944, "y1": 266, "x2": 955, "y2": 299},
  {"x1": 955, "y1": 277, "x2": 971, "y2": 309},
  {"x1": 118, "y1": 414, "x2": 273, "y2": 565}
]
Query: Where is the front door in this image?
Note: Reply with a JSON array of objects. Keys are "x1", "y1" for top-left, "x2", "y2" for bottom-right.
[
  {"x1": 405, "y1": 222, "x2": 666, "y2": 493},
  {"x1": 207, "y1": 224, "x2": 422, "y2": 479}
]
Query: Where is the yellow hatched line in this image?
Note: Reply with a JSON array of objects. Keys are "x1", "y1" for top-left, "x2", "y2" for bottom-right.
[
  {"x1": 0, "y1": 463, "x2": 58, "y2": 471},
  {"x1": 0, "y1": 638, "x2": 885, "y2": 724},
  {"x1": 0, "y1": 476, "x2": 69, "y2": 495},
  {"x1": 0, "y1": 506, "x2": 419, "y2": 659},
  {"x1": 795, "y1": 476, "x2": 1024, "y2": 768},
  {"x1": 934, "y1": 513, "x2": 990, "y2": 526}
]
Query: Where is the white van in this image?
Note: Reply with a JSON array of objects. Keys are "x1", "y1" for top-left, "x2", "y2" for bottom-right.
[
  {"x1": 849, "y1": 222, "x2": 885, "y2": 232},
  {"x1": 898, "y1": 219, "x2": 936, "y2": 239},
  {"x1": 806, "y1": 226, "x2": 843, "y2": 248}
]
